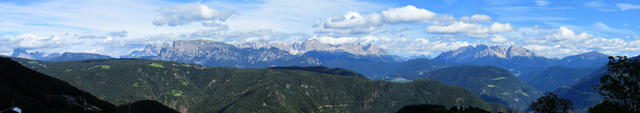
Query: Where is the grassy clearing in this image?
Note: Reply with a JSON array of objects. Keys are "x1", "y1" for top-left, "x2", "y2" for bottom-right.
[
  {"x1": 94, "y1": 65, "x2": 111, "y2": 70},
  {"x1": 27, "y1": 61, "x2": 39, "y2": 64},
  {"x1": 170, "y1": 90, "x2": 183, "y2": 96},
  {"x1": 149, "y1": 63, "x2": 164, "y2": 68},
  {"x1": 132, "y1": 82, "x2": 140, "y2": 88},
  {"x1": 491, "y1": 77, "x2": 506, "y2": 81}
]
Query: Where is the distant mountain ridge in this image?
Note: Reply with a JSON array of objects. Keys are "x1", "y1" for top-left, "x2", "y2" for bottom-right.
[
  {"x1": 121, "y1": 39, "x2": 401, "y2": 69},
  {"x1": 434, "y1": 45, "x2": 536, "y2": 61},
  {"x1": 233, "y1": 39, "x2": 389, "y2": 56},
  {"x1": 432, "y1": 44, "x2": 609, "y2": 78},
  {"x1": 10, "y1": 48, "x2": 113, "y2": 62},
  {"x1": 433, "y1": 45, "x2": 610, "y2": 94}
]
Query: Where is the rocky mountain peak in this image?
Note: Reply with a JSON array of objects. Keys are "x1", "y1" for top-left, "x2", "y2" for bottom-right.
[
  {"x1": 436, "y1": 45, "x2": 536, "y2": 61},
  {"x1": 234, "y1": 39, "x2": 389, "y2": 56}
]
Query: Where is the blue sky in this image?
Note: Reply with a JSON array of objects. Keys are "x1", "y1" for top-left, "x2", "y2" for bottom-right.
[{"x1": 1, "y1": 0, "x2": 639, "y2": 58}]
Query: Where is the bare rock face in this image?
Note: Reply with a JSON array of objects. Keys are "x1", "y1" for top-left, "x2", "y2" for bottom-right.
[
  {"x1": 233, "y1": 39, "x2": 389, "y2": 56},
  {"x1": 438, "y1": 45, "x2": 535, "y2": 61},
  {"x1": 124, "y1": 39, "x2": 395, "y2": 68},
  {"x1": 124, "y1": 40, "x2": 322, "y2": 68},
  {"x1": 433, "y1": 44, "x2": 548, "y2": 78}
]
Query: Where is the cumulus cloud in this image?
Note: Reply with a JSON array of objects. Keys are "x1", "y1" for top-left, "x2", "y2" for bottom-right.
[
  {"x1": 519, "y1": 26, "x2": 639, "y2": 57},
  {"x1": 426, "y1": 22, "x2": 513, "y2": 38},
  {"x1": 306, "y1": 35, "x2": 471, "y2": 56},
  {"x1": 490, "y1": 35, "x2": 508, "y2": 42},
  {"x1": 314, "y1": 5, "x2": 494, "y2": 35},
  {"x1": 76, "y1": 34, "x2": 108, "y2": 39},
  {"x1": 153, "y1": 3, "x2": 233, "y2": 27},
  {"x1": 460, "y1": 14, "x2": 491, "y2": 22},
  {"x1": 314, "y1": 5, "x2": 461, "y2": 35},
  {"x1": 381, "y1": 5, "x2": 436, "y2": 24},
  {"x1": 0, "y1": 33, "x2": 149, "y2": 57},
  {"x1": 313, "y1": 12, "x2": 383, "y2": 35},
  {"x1": 107, "y1": 31, "x2": 128, "y2": 37},
  {"x1": 617, "y1": 3, "x2": 640, "y2": 11}
]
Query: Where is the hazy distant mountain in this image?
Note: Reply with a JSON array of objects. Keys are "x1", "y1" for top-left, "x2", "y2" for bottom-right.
[
  {"x1": 433, "y1": 45, "x2": 610, "y2": 93},
  {"x1": 16, "y1": 58, "x2": 516, "y2": 113},
  {"x1": 433, "y1": 45, "x2": 552, "y2": 77},
  {"x1": 433, "y1": 45, "x2": 609, "y2": 73},
  {"x1": 10, "y1": 48, "x2": 60, "y2": 61},
  {"x1": 555, "y1": 51, "x2": 609, "y2": 68},
  {"x1": 434, "y1": 45, "x2": 536, "y2": 61},
  {"x1": 392, "y1": 65, "x2": 541, "y2": 111},
  {"x1": 120, "y1": 44, "x2": 166, "y2": 59},
  {"x1": 233, "y1": 39, "x2": 389, "y2": 56},
  {"x1": 122, "y1": 40, "x2": 402, "y2": 75},
  {"x1": 123, "y1": 40, "x2": 322, "y2": 68},
  {"x1": 522, "y1": 66, "x2": 594, "y2": 92},
  {"x1": 553, "y1": 56, "x2": 640, "y2": 112},
  {"x1": 50, "y1": 52, "x2": 113, "y2": 62},
  {"x1": 406, "y1": 55, "x2": 431, "y2": 60},
  {"x1": 553, "y1": 67, "x2": 607, "y2": 113},
  {"x1": 10, "y1": 48, "x2": 112, "y2": 62}
]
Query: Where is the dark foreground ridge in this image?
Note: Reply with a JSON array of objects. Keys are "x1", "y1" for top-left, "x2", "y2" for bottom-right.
[{"x1": 0, "y1": 57, "x2": 178, "y2": 113}]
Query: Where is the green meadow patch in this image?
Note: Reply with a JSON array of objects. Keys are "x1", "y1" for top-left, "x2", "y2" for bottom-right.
[
  {"x1": 149, "y1": 63, "x2": 164, "y2": 68},
  {"x1": 27, "y1": 61, "x2": 39, "y2": 64},
  {"x1": 491, "y1": 77, "x2": 506, "y2": 81},
  {"x1": 93, "y1": 65, "x2": 111, "y2": 70}
]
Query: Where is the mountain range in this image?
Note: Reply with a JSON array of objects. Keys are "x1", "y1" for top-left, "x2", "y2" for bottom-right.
[
  {"x1": 12, "y1": 57, "x2": 517, "y2": 113},
  {"x1": 5, "y1": 39, "x2": 616, "y2": 112},
  {"x1": 9, "y1": 48, "x2": 113, "y2": 62}
]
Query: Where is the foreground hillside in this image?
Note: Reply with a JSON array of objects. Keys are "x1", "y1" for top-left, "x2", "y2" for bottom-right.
[
  {"x1": 15, "y1": 58, "x2": 517, "y2": 113},
  {"x1": 0, "y1": 57, "x2": 178, "y2": 113},
  {"x1": 394, "y1": 66, "x2": 541, "y2": 110}
]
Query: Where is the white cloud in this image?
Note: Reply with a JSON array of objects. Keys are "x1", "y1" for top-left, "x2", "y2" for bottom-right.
[
  {"x1": 381, "y1": 5, "x2": 436, "y2": 24},
  {"x1": 517, "y1": 26, "x2": 640, "y2": 57},
  {"x1": 309, "y1": 36, "x2": 359, "y2": 45},
  {"x1": 426, "y1": 22, "x2": 513, "y2": 38},
  {"x1": 313, "y1": 5, "x2": 462, "y2": 35},
  {"x1": 535, "y1": 0, "x2": 549, "y2": 6},
  {"x1": 313, "y1": 12, "x2": 383, "y2": 34},
  {"x1": 460, "y1": 14, "x2": 491, "y2": 22},
  {"x1": 490, "y1": 35, "x2": 508, "y2": 42},
  {"x1": 617, "y1": 3, "x2": 640, "y2": 11},
  {"x1": 218, "y1": 0, "x2": 386, "y2": 34},
  {"x1": 153, "y1": 3, "x2": 233, "y2": 27},
  {"x1": 594, "y1": 22, "x2": 612, "y2": 30},
  {"x1": 107, "y1": 31, "x2": 128, "y2": 37}
]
